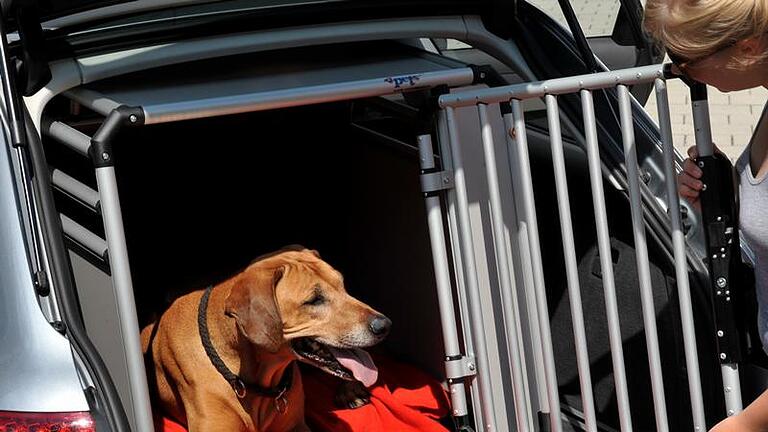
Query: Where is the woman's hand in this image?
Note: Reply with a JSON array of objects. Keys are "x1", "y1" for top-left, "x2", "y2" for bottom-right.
[
  {"x1": 709, "y1": 414, "x2": 750, "y2": 432},
  {"x1": 678, "y1": 145, "x2": 705, "y2": 207},
  {"x1": 709, "y1": 387, "x2": 768, "y2": 432}
]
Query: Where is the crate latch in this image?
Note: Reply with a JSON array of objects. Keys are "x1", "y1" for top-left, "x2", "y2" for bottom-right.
[
  {"x1": 445, "y1": 355, "x2": 477, "y2": 381},
  {"x1": 421, "y1": 170, "x2": 454, "y2": 193}
]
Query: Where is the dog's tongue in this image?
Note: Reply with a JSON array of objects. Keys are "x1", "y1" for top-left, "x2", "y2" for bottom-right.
[{"x1": 327, "y1": 347, "x2": 378, "y2": 387}]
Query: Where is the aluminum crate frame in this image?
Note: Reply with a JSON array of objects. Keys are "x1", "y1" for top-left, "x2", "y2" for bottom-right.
[
  {"x1": 436, "y1": 64, "x2": 744, "y2": 431},
  {"x1": 41, "y1": 65, "x2": 480, "y2": 432},
  {"x1": 40, "y1": 60, "x2": 744, "y2": 432}
]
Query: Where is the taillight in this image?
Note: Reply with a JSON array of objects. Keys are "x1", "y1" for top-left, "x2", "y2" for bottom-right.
[{"x1": 0, "y1": 411, "x2": 95, "y2": 432}]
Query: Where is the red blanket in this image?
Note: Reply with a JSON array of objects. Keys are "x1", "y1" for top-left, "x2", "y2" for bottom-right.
[{"x1": 155, "y1": 354, "x2": 451, "y2": 432}]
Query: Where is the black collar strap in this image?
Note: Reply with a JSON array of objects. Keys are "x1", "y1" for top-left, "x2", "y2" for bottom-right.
[{"x1": 198, "y1": 286, "x2": 293, "y2": 413}]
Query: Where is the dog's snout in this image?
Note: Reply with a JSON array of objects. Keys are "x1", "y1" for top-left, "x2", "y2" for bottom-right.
[{"x1": 369, "y1": 315, "x2": 391, "y2": 337}]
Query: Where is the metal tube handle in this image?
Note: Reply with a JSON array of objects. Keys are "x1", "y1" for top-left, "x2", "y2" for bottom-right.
[{"x1": 688, "y1": 81, "x2": 744, "y2": 416}]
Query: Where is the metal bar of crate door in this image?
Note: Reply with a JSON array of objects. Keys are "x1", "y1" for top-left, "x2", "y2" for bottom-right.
[
  {"x1": 580, "y1": 89, "x2": 633, "y2": 431},
  {"x1": 690, "y1": 89, "x2": 714, "y2": 157},
  {"x1": 417, "y1": 134, "x2": 469, "y2": 418},
  {"x1": 95, "y1": 166, "x2": 155, "y2": 432},
  {"x1": 437, "y1": 109, "x2": 486, "y2": 428},
  {"x1": 654, "y1": 79, "x2": 706, "y2": 430},
  {"x1": 444, "y1": 106, "x2": 498, "y2": 431},
  {"x1": 617, "y1": 84, "x2": 669, "y2": 431},
  {"x1": 721, "y1": 365, "x2": 742, "y2": 415},
  {"x1": 504, "y1": 111, "x2": 547, "y2": 421},
  {"x1": 439, "y1": 65, "x2": 664, "y2": 108},
  {"x1": 507, "y1": 100, "x2": 562, "y2": 432},
  {"x1": 476, "y1": 104, "x2": 533, "y2": 431},
  {"x1": 545, "y1": 94, "x2": 597, "y2": 432},
  {"x1": 689, "y1": 85, "x2": 743, "y2": 415}
]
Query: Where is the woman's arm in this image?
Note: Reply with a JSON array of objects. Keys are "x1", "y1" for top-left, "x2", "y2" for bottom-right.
[{"x1": 711, "y1": 389, "x2": 768, "y2": 432}]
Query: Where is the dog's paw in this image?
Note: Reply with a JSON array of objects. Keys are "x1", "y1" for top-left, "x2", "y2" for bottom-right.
[{"x1": 334, "y1": 380, "x2": 371, "y2": 409}]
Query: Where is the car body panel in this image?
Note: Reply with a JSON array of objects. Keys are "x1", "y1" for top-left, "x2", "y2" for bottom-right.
[
  {"x1": 29, "y1": 0, "x2": 492, "y2": 31},
  {"x1": 0, "y1": 125, "x2": 87, "y2": 413}
]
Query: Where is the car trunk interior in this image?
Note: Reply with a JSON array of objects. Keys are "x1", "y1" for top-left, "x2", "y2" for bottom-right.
[
  {"x1": 37, "y1": 41, "x2": 721, "y2": 431},
  {"x1": 54, "y1": 98, "x2": 449, "y2": 375}
]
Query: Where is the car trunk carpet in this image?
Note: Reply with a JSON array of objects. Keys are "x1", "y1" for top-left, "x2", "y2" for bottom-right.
[{"x1": 154, "y1": 353, "x2": 451, "y2": 431}]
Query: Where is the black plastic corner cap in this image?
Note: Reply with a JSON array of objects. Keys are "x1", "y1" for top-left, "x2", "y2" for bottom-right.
[
  {"x1": 470, "y1": 64, "x2": 507, "y2": 87},
  {"x1": 469, "y1": 64, "x2": 512, "y2": 114},
  {"x1": 663, "y1": 64, "x2": 708, "y2": 100},
  {"x1": 89, "y1": 105, "x2": 143, "y2": 167},
  {"x1": 115, "y1": 104, "x2": 145, "y2": 126}
]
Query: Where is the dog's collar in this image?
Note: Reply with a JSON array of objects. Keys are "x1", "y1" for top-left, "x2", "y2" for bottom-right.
[{"x1": 198, "y1": 286, "x2": 293, "y2": 413}]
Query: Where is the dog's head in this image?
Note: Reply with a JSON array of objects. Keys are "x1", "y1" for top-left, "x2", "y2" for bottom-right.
[{"x1": 225, "y1": 245, "x2": 390, "y2": 386}]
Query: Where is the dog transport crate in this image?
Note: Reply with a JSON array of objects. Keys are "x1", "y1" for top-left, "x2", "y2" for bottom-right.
[
  {"x1": 29, "y1": 37, "x2": 747, "y2": 432},
  {"x1": 435, "y1": 66, "x2": 746, "y2": 432}
]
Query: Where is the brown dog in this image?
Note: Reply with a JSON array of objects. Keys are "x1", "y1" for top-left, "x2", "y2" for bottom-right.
[{"x1": 141, "y1": 246, "x2": 391, "y2": 431}]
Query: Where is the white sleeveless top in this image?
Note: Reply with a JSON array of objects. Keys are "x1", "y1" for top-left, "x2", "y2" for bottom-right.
[{"x1": 735, "y1": 104, "x2": 768, "y2": 352}]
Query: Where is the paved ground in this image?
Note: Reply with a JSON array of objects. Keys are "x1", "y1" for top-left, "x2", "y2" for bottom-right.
[
  {"x1": 526, "y1": 0, "x2": 767, "y2": 162},
  {"x1": 527, "y1": 0, "x2": 622, "y2": 38}
]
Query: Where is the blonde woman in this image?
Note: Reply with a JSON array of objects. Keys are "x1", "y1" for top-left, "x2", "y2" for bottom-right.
[{"x1": 643, "y1": 0, "x2": 768, "y2": 430}]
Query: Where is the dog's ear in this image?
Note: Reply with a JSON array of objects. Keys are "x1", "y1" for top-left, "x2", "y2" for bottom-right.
[{"x1": 225, "y1": 266, "x2": 285, "y2": 352}]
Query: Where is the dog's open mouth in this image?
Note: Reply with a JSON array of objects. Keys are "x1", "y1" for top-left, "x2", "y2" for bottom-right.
[{"x1": 291, "y1": 338, "x2": 378, "y2": 387}]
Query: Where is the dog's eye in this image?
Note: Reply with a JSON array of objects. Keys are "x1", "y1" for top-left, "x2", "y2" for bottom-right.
[{"x1": 304, "y1": 293, "x2": 326, "y2": 306}]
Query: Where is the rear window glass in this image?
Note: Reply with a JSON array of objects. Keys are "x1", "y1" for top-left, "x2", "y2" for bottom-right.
[{"x1": 526, "y1": 0, "x2": 622, "y2": 37}]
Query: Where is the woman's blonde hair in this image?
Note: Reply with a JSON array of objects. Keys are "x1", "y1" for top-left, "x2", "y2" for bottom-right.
[{"x1": 644, "y1": 0, "x2": 768, "y2": 67}]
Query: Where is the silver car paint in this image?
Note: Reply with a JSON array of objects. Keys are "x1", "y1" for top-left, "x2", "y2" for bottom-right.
[{"x1": 0, "y1": 128, "x2": 88, "y2": 412}]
